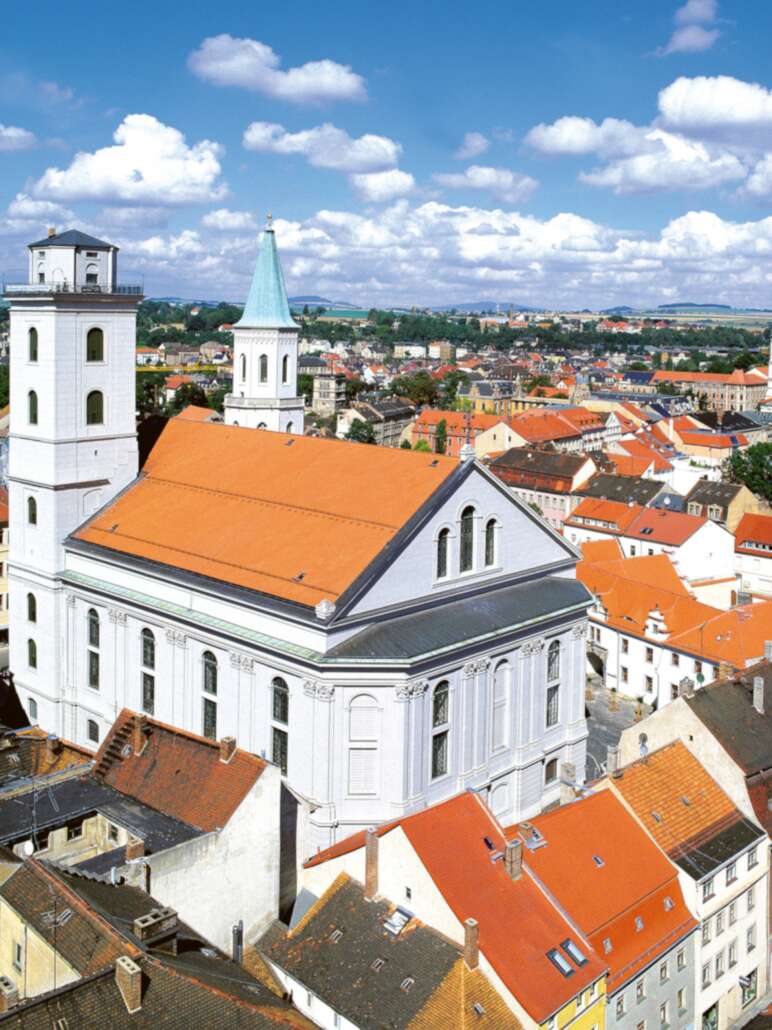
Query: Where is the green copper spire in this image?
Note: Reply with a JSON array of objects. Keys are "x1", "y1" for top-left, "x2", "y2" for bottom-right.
[{"x1": 236, "y1": 216, "x2": 298, "y2": 329}]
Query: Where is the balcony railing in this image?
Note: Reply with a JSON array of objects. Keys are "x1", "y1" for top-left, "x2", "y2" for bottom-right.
[{"x1": 3, "y1": 279, "x2": 143, "y2": 297}]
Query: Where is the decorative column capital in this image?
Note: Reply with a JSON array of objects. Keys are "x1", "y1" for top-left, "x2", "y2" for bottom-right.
[
  {"x1": 108, "y1": 608, "x2": 127, "y2": 625},
  {"x1": 395, "y1": 678, "x2": 429, "y2": 701},
  {"x1": 571, "y1": 623, "x2": 587, "y2": 639},
  {"x1": 229, "y1": 652, "x2": 255, "y2": 672},
  {"x1": 303, "y1": 679, "x2": 334, "y2": 701},
  {"x1": 165, "y1": 629, "x2": 188, "y2": 649},
  {"x1": 65, "y1": 594, "x2": 76, "y2": 609}
]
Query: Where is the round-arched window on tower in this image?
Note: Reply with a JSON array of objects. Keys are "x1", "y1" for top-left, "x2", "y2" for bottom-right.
[
  {"x1": 28, "y1": 327, "x2": 38, "y2": 362},
  {"x1": 86, "y1": 328, "x2": 104, "y2": 362},
  {"x1": 285, "y1": 421, "x2": 294, "y2": 434},
  {"x1": 27, "y1": 497, "x2": 37, "y2": 525},
  {"x1": 240, "y1": 354, "x2": 247, "y2": 382},
  {"x1": 259, "y1": 355, "x2": 268, "y2": 383},
  {"x1": 282, "y1": 354, "x2": 289, "y2": 384},
  {"x1": 86, "y1": 391, "x2": 104, "y2": 425},
  {"x1": 28, "y1": 390, "x2": 38, "y2": 426}
]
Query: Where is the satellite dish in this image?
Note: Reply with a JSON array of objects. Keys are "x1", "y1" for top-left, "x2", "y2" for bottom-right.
[{"x1": 22, "y1": 840, "x2": 34, "y2": 857}]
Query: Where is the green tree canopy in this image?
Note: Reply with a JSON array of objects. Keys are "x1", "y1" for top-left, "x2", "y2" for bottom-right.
[
  {"x1": 726, "y1": 443, "x2": 772, "y2": 502},
  {"x1": 168, "y1": 382, "x2": 208, "y2": 414},
  {"x1": 346, "y1": 418, "x2": 376, "y2": 444}
]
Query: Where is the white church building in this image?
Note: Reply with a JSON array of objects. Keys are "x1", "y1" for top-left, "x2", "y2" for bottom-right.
[{"x1": 5, "y1": 224, "x2": 592, "y2": 852}]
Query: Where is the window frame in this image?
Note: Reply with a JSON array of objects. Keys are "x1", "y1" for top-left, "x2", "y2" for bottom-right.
[
  {"x1": 431, "y1": 681, "x2": 450, "y2": 780},
  {"x1": 459, "y1": 506, "x2": 476, "y2": 573},
  {"x1": 436, "y1": 527, "x2": 450, "y2": 580},
  {"x1": 86, "y1": 390, "x2": 104, "y2": 425},
  {"x1": 28, "y1": 327, "x2": 38, "y2": 362},
  {"x1": 86, "y1": 327, "x2": 104, "y2": 363},
  {"x1": 484, "y1": 518, "x2": 497, "y2": 567},
  {"x1": 28, "y1": 389, "x2": 38, "y2": 425}
]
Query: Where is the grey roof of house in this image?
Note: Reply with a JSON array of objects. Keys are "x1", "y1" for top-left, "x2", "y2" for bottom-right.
[
  {"x1": 579, "y1": 474, "x2": 663, "y2": 505},
  {"x1": 673, "y1": 815, "x2": 764, "y2": 880},
  {"x1": 684, "y1": 480, "x2": 742, "y2": 508},
  {"x1": 356, "y1": 397, "x2": 414, "y2": 420},
  {"x1": 328, "y1": 576, "x2": 592, "y2": 660},
  {"x1": 490, "y1": 447, "x2": 589, "y2": 477},
  {"x1": 28, "y1": 230, "x2": 114, "y2": 249},
  {"x1": 259, "y1": 875, "x2": 459, "y2": 1028}
]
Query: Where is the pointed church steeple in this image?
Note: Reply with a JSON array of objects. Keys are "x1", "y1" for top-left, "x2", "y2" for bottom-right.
[{"x1": 236, "y1": 217, "x2": 298, "y2": 329}]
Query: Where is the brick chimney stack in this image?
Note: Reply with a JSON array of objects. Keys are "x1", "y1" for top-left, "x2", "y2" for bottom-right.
[
  {"x1": 464, "y1": 918, "x2": 479, "y2": 970},
  {"x1": 132, "y1": 714, "x2": 148, "y2": 756},
  {"x1": 126, "y1": 836, "x2": 145, "y2": 861},
  {"x1": 504, "y1": 839, "x2": 522, "y2": 881},
  {"x1": 364, "y1": 827, "x2": 378, "y2": 901},
  {"x1": 219, "y1": 736, "x2": 237, "y2": 763},
  {"x1": 45, "y1": 734, "x2": 61, "y2": 763},
  {"x1": 0, "y1": 976, "x2": 18, "y2": 1013},
  {"x1": 47, "y1": 227, "x2": 56, "y2": 238},
  {"x1": 115, "y1": 956, "x2": 142, "y2": 1014}
]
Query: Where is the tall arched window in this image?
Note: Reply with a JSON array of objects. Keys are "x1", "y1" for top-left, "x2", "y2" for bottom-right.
[
  {"x1": 546, "y1": 639, "x2": 560, "y2": 728},
  {"x1": 27, "y1": 593, "x2": 37, "y2": 623},
  {"x1": 459, "y1": 506, "x2": 475, "y2": 573},
  {"x1": 431, "y1": 681, "x2": 450, "y2": 779},
  {"x1": 547, "y1": 639, "x2": 560, "y2": 681},
  {"x1": 28, "y1": 390, "x2": 38, "y2": 425},
  {"x1": 272, "y1": 677, "x2": 289, "y2": 774},
  {"x1": 141, "y1": 628, "x2": 155, "y2": 714},
  {"x1": 27, "y1": 497, "x2": 37, "y2": 525},
  {"x1": 282, "y1": 354, "x2": 289, "y2": 384},
  {"x1": 202, "y1": 651, "x2": 217, "y2": 695},
  {"x1": 27, "y1": 639, "x2": 37, "y2": 669},
  {"x1": 86, "y1": 391, "x2": 104, "y2": 425},
  {"x1": 202, "y1": 650, "x2": 217, "y2": 739},
  {"x1": 492, "y1": 661, "x2": 509, "y2": 750},
  {"x1": 485, "y1": 518, "x2": 497, "y2": 567},
  {"x1": 436, "y1": 528, "x2": 450, "y2": 579},
  {"x1": 86, "y1": 328, "x2": 104, "y2": 362},
  {"x1": 28, "y1": 327, "x2": 38, "y2": 362},
  {"x1": 240, "y1": 353, "x2": 247, "y2": 382},
  {"x1": 348, "y1": 693, "x2": 380, "y2": 796},
  {"x1": 87, "y1": 608, "x2": 100, "y2": 690},
  {"x1": 259, "y1": 355, "x2": 268, "y2": 383},
  {"x1": 285, "y1": 421, "x2": 294, "y2": 434}
]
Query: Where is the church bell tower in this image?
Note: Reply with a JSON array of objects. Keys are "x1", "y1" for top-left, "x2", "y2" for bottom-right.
[{"x1": 224, "y1": 217, "x2": 304, "y2": 433}]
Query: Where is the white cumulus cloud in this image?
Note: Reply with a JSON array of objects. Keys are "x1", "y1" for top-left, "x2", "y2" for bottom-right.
[
  {"x1": 349, "y1": 169, "x2": 415, "y2": 201},
  {"x1": 659, "y1": 0, "x2": 720, "y2": 55},
  {"x1": 6, "y1": 193, "x2": 73, "y2": 220},
  {"x1": 242, "y1": 121, "x2": 400, "y2": 173},
  {"x1": 202, "y1": 208, "x2": 258, "y2": 231},
  {"x1": 188, "y1": 34, "x2": 366, "y2": 104},
  {"x1": 455, "y1": 132, "x2": 489, "y2": 160},
  {"x1": 0, "y1": 124, "x2": 36, "y2": 151},
  {"x1": 658, "y1": 75, "x2": 772, "y2": 143},
  {"x1": 525, "y1": 116, "x2": 648, "y2": 157},
  {"x1": 31, "y1": 114, "x2": 227, "y2": 206},
  {"x1": 434, "y1": 165, "x2": 538, "y2": 204}
]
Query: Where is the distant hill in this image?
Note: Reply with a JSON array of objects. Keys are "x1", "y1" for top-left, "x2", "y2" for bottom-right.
[
  {"x1": 657, "y1": 302, "x2": 732, "y2": 312},
  {"x1": 430, "y1": 301, "x2": 537, "y2": 314},
  {"x1": 289, "y1": 295, "x2": 358, "y2": 308},
  {"x1": 150, "y1": 297, "x2": 226, "y2": 307},
  {"x1": 601, "y1": 306, "x2": 635, "y2": 315}
]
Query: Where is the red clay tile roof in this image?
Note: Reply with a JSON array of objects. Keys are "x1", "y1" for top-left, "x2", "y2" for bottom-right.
[
  {"x1": 74, "y1": 419, "x2": 459, "y2": 607},
  {"x1": 505, "y1": 792, "x2": 696, "y2": 990},
  {"x1": 604, "y1": 453, "x2": 654, "y2": 478},
  {"x1": 94, "y1": 709, "x2": 266, "y2": 832},
  {"x1": 175, "y1": 405, "x2": 218, "y2": 423},
  {"x1": 667, "y1": 600, "x2": 772, "y2": 667},
  {"x1": 567, "y1": 498, "x2": 708, "y2": 546},
  {"x1": 677, "y1": 431, "x2": 747, "y2": 449},
  {"x1": 580, "y1": 539, "x2": 624, "y2": 563},
  {"x1": 735, "y1": 512, "x2": 772, "y2": 553}
]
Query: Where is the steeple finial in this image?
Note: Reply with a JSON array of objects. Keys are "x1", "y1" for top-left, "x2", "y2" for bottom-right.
[{"x1": 266, "y1": 211, "x2": 273, "y2": 230}]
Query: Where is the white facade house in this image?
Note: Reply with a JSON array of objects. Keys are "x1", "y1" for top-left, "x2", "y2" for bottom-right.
[{"x1": 6, "y1": 226, "x2": 593, "y2": 857}]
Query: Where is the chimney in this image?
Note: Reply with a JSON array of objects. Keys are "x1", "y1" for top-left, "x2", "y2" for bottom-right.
[
  {"x1": 464, "y1": 918, "x2": 479, "y2": 970},
  {"x1": 753, "y1": 676, "x2": 765, "y2": 716},
  {"x1": 606, "y1": 745, "x2": 619, "y2": 776},
  {"x1": 0, "y1": 976, "x2": 18, "y2": 1013},
  {"x1": 47, "y1": 227, "x2": 56, "y2": 239},
  {"x1": 115, "y1": 955, "x2": 142, "y2": 1014},
  {"x1": 45, "y1": 734, "x2": 61, "y2": 762},
  {"x1": 133, "y1": 906, "x2": 178, "y2": 945},
  {"x1": 219, "y1": 736, "x2": 236, "y2": 763},
  {"x1": 718, "y1": 661, "x2": 734, "y2": 682},
  {"x1": 364, "y1": 827, "x2": 378, "y2": 900},
  {"x1": 764, "y1": 640, "x2": 772, "y2": 661},
  {"x1": 560, "y1": 761, "x2": 576, "y2": 805},
  {"x1": 132, "y1": 714, "x2": 148, "y2": 756},
  {"x1": 125, "y1": 836, "x2": 145, "y2": 861},
  {"x1": 504, "y1": 839, "x2": 522, "y2": 881}
]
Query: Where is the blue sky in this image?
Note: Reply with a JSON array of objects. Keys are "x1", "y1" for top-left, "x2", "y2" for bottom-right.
[{"x1": 3, "y1": 0, "x2": 772, "y2": 308}]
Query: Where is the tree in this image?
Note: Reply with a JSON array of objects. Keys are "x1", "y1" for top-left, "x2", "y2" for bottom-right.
[
  {"x1": 346, "y1": 418, "x2": 376, "y2": 444},
  {"x1": 345, "y1": 377, "x2": 368, "y2": 403},
  {"x1": 207, "y1": 386, "x2": 228, "y2": 414},
  {"x1": 413, "y1": 439, "x2": 431, "y2": 452},
  {"x1": 725, "y1": 443, "x2": 772, "y2": 502},
  {"x1": 389, "y1": 371, "x2": 438, "y2": 407},
  {"x1": 0, "y1": 364, "x2": 9, "y2": 408},
  {"x1": 136, "y1": 372, "x2": 166, "y2": 416},
  {"x1": 400, "y1": 439, "x2": 412, "y2": 449},
  {"x1": 435, "y1": 419, "x2": 448, "y2": 455},
  {"x1": 168, "y1": 382, "x2": 208, "y2": 414},
  {"x1": 298, "y1": 374, "x2": 314, "y2": 403}
]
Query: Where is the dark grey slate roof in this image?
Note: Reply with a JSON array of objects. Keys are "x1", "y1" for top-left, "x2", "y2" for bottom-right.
[
  {"x1": 673, "y1": 816, "x2": 763, "y2": 880},
  {"x1": 28, "y1": 229, "x2": 114, "y2": 249},
  {"x1": 490, "y1": 447, "x2": 588, "y2": 478},
  {"x1": 329, "y1": 576, "x2": 591, "y2": 660},
  {"x1": 579, "y1": 474, "x2": 663, "y2": 505},
  {"x1": 685, "y1": 480, "x2": 743, "y2": 509}
]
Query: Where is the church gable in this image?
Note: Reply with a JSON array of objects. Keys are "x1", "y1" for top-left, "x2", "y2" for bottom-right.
[{"x1": 342, "y1": 463, "x2": 579, "y2": 619}]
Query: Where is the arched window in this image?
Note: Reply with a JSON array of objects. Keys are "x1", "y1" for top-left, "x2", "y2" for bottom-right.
[
  {"x1": 28, "y1": 327, "x2": 38, "y2": 362},
  {"x1": 86, "y1": 328, "x2": 104, "y2": 362},
  {"x1": 202, "y1": 651, "x2": 217, "y2": 695},
  {"x1": 85, "y1": 263, "x2": 99, "y2": 286},
  {"x1": 547, "y1": 639, "x2": 560, "y2": 681},
  {"x1": 240, "y1": 353, "x2": 247, "y2": 382},
  {"x1": 27, "y1": 639, "x2": 37, "y2": 669},
  {"x1": 282, "y1": 354, "x2": 289, "y2": 384},
  {"x1": 87, "y1": 719, "x2": 100, "y2": 744},
  {"x1": 259, "y1": 355, "x2": 268, "y2": 383},
  {"x1": 285, "y1": 421, "x2": 294, "y2": 434},
  {"x1": 485, "y1": 518, "x2": 497, "y2": 567},
  {"x1": 86, "y1": 391, "x2": 104, "y2": 425},
  {"x1": 436, "y1": 528, "x2": 450, "y2": 579},
  {"x1": 27, "y1": 497, "x2": 37, "y2": 525},
  {"x1": 141, "y1": 628, "x2": 155, "y2": 714},
  {"x1": 27, "y1": 593, "x2": 37, "y2": 623},
  {"x1": 431, "y1": 681, "x2": 450, "y2": 779},
  {"x1": 348, "y1": 693, "x2": 380, "y2": 796},
  {"x1": 87, "y1": 609, "x2": 100, "y2": 690},
  {"x1": 28, "y1": 390, "x2": 38, "y2": 425},
  {"x1": 545, "y1": 757, "x2": 559, "y2": 784},
  {"x1": 492, "y1": 661, "x2": 509, "y2": 750},
  {"x1": 272, "y1": 677, "x2": 289, "y2": 774},
  {"x1": 459, "y1": 506, "x2": 475, "y2": 573}
]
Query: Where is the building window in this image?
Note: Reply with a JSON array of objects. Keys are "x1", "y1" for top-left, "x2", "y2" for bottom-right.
[
  {"x1": 142, "y1": 672, "x2": 155, "y2": 715},
  {"x1": 616, "y1": 996, "x2": 625, "y2": 1019},
  {"x1": 202, "y1": 697, "x2": 217, "y2": 740},
  {"x1": 547, "y1": 639, "x2": 560, "y2": 681},
  {"x1": 12, "y1": 942, "x2": 22, "y2": 972},
  {"x1": 726, "y1": 862, "x2": 736, "y2": 885},
  {"x1": 484, "y1": 518, "x2": 496, "y2": 567},
  {"x1": 747, "y1": 885, "x2": 755, "y2": 912},
  {"x1": 27, "y1": 593, "x2": 37, "y2": 622},
  {"x1": 741, "y1": 970, "x2": 757, "y2": 1007},
  {"x1": 459, "y1": 506, "x2": 475, "y2": 572},
  {"x1": 272, "y1": 677, "x2": 289, "y2": 775},
  {"x1": 202, "y1": 650, "x2": 217, "y2": 695},
  {"x1": 28, "y1": 390, "x2": 38, "y2": 425},
  {"x1": 716, "y1": 910, "x2": 724, "y2": 935},
  {"x1": 85, "y1": 263, "x2": 99, "y2": 285},
  {"x1": 545, "y1": 757, "x2": 559, "y2": 784},
  {"x1": 282, "y1": 354, "x2": 289, "y2": 384},
  {"x1": 86, "y1": 390, "x2": 104, "y2": 425},
  {"x1": 86, "y1": 327, "x2": 104, "y2": 362},
  {"x1": 715, "y1": 951, "x2": 724, "y2": 979},
  {"x1": 621, "y1": 666, "x2": 628, "y2": 683},
  {"x1": 259, "y1": 354, "x2": 268, "y2": 383},
  {"x1": 636, "y1": 979, "x2": 644, "y2": 1002},
  {"x1": 622, "y1": 638, "x2": 629, "y2": 654},
  {"x1": 27, "y1": 497, "x2": 37, "y2": 525},
  {"x1": 702, "y1": 920, "x2": 711, "y2": 945},
  {"x1": 645, "y1": 647, "x2": 653, "y2": 662},
  {"x1": 240, "y1": 353, "x2": 247, "y2": 382},
  {"x1": 677, "y1": 988, "x2": 686, "y2": 1014},
  {"x1": 659, "y1": 1002, "x2": 668, "y2": 1027},
  {"x1": 491, "y1": 661, "x2": 509, "y2": 750},
  {"x1": 87, "y1": 719, "x2": 99, "y2": 743},
  {"x1": 729, "y1": 901, "x2": 737, "y2": 925},
  {"x1": 28, "y1": 698, "x2": 38, "y2": 721},
  {"x1": 701, "y1": 963, "x2": 711, "y2": 988},
  {"x1": 28, "y1": 327, "x2": 38, "y2": 362},
  {"x1": 348, "y1": 693, "x2": 380, "y2": 796},
  {"x1": 546, "y1": 683, "x2": 559, "y2": 727},
  {"x1": 88, "y1": 608, "x2": 100, "y2": 648},
  {"x1": 645, "y1": 675, "x2": 653, "y2": 692},
  {"x1": 747, "y1": 924, "x2": 756, "y2": 952},
  {"x1": 436, "y1": 528, "x2": 450, "y2": 579},
  {"x1": 702, "y1": 877, "x2": 714, "y2": 901},
  {"x1": 88, "y1": 649, "x2": 100, "y2": 690},
  {"x1": 671, "y1": 652, "x2": 679, "y2": 667},
  {"x1": 141, "y1": 628, "x2": 155, "y2": 669},
  {"x1": 676, "y1": 949, "x2": 685, "y2": 971},
  {"x1": 659, "y1": 961, "x2": 668, "y2": 984},
  {"x1": 431, "y1": 681, "x2": 449, "y2": 779},
  {"x1": 140, "y1": 628, "x2": 155, "y2": 714},
  {"x1": 28, "y1": 638, "x2": 37, "y2": 669}
]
